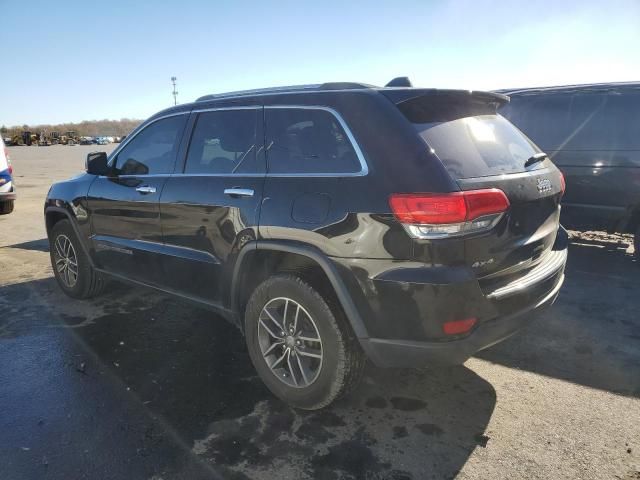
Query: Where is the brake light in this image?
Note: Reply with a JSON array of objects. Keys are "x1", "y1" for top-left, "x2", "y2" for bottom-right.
[
  {"x1": 559, "y1": 171, "x2": 565, "y2": 196},
  {"x1": 443, "y1": 317, "x2": 477, "y2": 335},
  {"x1": 389, "y1": 189, "x2": 509, "y2": 239},
  {"x1": 389, "y1": 193, "x2": 467, "y2": 224}
]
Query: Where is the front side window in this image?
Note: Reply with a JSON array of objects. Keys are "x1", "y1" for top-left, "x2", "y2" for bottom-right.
[
  {"x1": 185, "y1": 109, "x2": 259, "y2": 174},
  {"x1": 265, "y1": 108, "x2": 361, "y2": 174},
  {"x1": 115, "y1": 115, "x2": 187, "y2": 175}
]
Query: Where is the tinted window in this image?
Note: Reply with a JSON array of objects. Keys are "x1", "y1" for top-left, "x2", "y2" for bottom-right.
[
  {"x1": 563, "y1": 93, "x2": 610, "y2": 150},
  {"x1": 414, "y1": 115, "x2": 541, "y2": 179},
  {"x1": 116, "y1": 115, "x2": 186, "y2": 175},
  {"x1": 502, "y1": 94, "x2": 573, "y2": 150},
  {"x1": 566, "y1": 92, "x2": 640, "y2": 150},
  {"x1": 503, "y1": 90, "x2": 640, "y2": 151},
  {"x1": 611, "y1": 92, "x2": 640, "y2": 149},
  {"x1": 185, "y1": 109, "x2": 260, "y2": 174},
  {"x1": 265, "y1": 108, "x2": 361, "y2": 174}
]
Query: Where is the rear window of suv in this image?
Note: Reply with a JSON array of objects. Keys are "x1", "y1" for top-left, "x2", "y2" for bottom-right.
[
  {"x1": 398, "y1": 95, "x2": 541, "y2": 179},
  {"x1": 414, "y1": 115, "x2": 541, "y2": 179}
]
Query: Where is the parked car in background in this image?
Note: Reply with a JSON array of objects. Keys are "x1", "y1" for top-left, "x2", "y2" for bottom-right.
[
  {"x1": 498, "y1": 82, "x2": 640, "y2": 259},
  {"x1": 79, "y1": 137, "x2": 94, "y2": 145},
  {"x1": 45, "y1": 80, "x2": 567, "y2": 409},
  {"x1": 95, "y1": 136, "x2": 109, "y2": 145},
  {"x1": 0, "y1": 137, "x2": 16, "y2": 214}
]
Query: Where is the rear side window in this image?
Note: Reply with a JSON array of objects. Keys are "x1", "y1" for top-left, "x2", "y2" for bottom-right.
[
  {"x1": 502, "y1": 91, "x2": 640, "y2": 151},
  {"x1": 265, "y1": 108, "x2": 361, "y2": 174},
  {"x1": 413, "y1": 114, "x2": 540, "y2": 179},
  {"x1": 185, "y1": 109, "x2": 259, "y2": 174},
  {"x1": 566, "y1": 92, "x2": 640, "y2": 150},
  {"x1": 501, "y1": 94, "x2": 573, "y2": 150},
  {"x1": 115, "y1": 115, "x2": 187, "y2": 175}
]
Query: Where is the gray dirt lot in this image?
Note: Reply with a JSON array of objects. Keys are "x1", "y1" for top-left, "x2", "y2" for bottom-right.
[{"x1": 0, "y1": 145, "x2": 639, "y2": 480}]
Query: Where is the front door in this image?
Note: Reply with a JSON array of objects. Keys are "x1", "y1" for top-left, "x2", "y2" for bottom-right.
[
  {"x1": 87, "y1": 113, "x2": 189, "y2": 285},
  {"x1": 159, "y1": 107, "x2": 265, "y2": 305}
]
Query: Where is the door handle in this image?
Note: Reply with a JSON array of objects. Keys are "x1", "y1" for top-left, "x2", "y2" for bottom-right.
[
  {"x1": 135, "y1": 185, "x2": 156, "y2": 194},
  {"x1": 224, "y1": 188, "x2": 254, "y2": 198}
]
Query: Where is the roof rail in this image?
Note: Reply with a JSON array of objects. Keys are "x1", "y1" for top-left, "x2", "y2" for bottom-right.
[
  {"x1": 318, "y1": 82, "x2": 376, "y2": 90},
  {"x1": 196, "y1": 84, "x2": 321, "y2": 102},
  {"x1": 196, "y1": 82, "x2": 376, "y2": 102}
]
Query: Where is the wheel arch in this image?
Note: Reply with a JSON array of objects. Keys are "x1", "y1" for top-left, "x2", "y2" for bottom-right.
[
  {"x1": 231, "y1": 241, "x2": 369, "y2": 340},
  {"x1": 45, "y1": 206, "x2": 95, "y2": 267}
]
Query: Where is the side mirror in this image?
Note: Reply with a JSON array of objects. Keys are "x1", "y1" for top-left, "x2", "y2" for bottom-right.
[{"x1": 86, "y1": 152, "x2": 110, "y2": 176}]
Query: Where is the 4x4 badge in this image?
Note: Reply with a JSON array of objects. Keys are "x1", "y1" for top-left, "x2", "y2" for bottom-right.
[{"x1": 537, "y1": 178, "x2": 552, "y2": 194}]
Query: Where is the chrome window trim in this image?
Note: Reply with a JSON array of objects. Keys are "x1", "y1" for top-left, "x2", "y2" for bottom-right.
[
  {"x1": 107, "y1": 111, "x2": 191, "y2": 167},
  {"x1": 105, "y1": 105, "x2": 370, "y2": 179},
  {"x1": 263, "y1": 105, "x2": 369, "y2": 177}
]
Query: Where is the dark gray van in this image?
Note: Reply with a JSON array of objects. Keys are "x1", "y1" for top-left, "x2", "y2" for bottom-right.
[{"x1": 498, "y1": 82, "x2": 640, "y2": 258}]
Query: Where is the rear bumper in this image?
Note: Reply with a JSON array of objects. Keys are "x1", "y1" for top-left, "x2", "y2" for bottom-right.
[
  {"x1": 332, "y1": 227, "x2": 568, "y2": 368},
  {"x1": 360, "y1": 272, "x2": 564, "y2": 367},
  {"x1": 0, "y1": 187, "x2": 16, "y2": 202}
]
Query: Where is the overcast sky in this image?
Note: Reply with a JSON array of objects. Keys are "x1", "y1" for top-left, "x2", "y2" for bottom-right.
[{"x1": 2, "y1": 0, "x2": 639, "y2": 126}]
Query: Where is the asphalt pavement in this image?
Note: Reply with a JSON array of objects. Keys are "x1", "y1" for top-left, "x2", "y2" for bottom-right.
[{"x1": 0, "y1": 145, "x2": 638, "y2": 480}]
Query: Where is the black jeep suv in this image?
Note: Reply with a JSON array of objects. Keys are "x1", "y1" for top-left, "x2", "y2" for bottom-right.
[{"x1": 45, "y1": 80, "x2": 568, "y2": 409}]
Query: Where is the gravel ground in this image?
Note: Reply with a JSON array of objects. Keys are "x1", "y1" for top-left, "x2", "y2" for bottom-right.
[{"x1": 0, "y1": 145, "x2": 639, "y2": 480}]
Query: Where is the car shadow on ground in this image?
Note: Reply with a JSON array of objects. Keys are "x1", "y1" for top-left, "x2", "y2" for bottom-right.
[
  {"x1": 0, "y1": 277, "x2": 496, "y2": 480},
  {"x1": 1, "y1": 238, "x2": 50, "y2": 252},
  {"x1": 477, "y1": 239, "x2": 640, "y2": 398}
]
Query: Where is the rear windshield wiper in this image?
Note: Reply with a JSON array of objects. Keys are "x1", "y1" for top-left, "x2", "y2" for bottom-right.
[{"x1": 524, "y1": 152, "x2": 548, "y2": 168}]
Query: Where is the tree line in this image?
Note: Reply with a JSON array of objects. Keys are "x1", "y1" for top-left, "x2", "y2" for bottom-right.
[{"x1": 1, "y1": 118, "x2": 143, "y2": 138}]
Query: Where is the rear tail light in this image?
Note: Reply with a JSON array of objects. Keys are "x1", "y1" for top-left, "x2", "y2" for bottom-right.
[
  {"x1": 443, "y1": 317, "x2": 477, "y2": 335},
  {"x1": 559, "y1": 171, "x2": 565, "y2": 196},
  {"x1": 389, "y1": 189, "x2": 509, "y2": 239}
]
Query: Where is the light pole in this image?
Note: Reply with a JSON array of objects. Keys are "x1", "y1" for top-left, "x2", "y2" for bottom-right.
[{"x1": 171, "y1": 76, "x2": 178, "y2": 105}]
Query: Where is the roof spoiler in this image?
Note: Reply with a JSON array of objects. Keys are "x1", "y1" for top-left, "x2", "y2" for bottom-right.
[{"x1": 382, "y1": 88, "x2": 510, "y2": 106}]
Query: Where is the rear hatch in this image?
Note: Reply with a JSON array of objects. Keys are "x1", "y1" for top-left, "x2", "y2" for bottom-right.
[{"x1": 387, "y1": 90, "x2": 564, "y2": 282}]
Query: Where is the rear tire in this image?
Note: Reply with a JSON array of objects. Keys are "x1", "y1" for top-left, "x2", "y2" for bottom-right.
[
  {"x1": 244, "y1": 274, "x2": 365, "y2": 410},
  {"x1": 0, "y1": 200, "x2": 14, "y2": 215},
  {"x1": 49, "y1": 219, "x2": 105, "y2": 299}
]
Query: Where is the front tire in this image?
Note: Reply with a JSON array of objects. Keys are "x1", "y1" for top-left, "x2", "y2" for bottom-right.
[
  {"x1": 244, "y1": 274, "x2": 365, "y2": 410},
  {"x1": 49, "y1": 219, "x2": 105, "y2": 299},
  {"x1": 0, "y1": 200, "x2": 14, "y2": 215}
]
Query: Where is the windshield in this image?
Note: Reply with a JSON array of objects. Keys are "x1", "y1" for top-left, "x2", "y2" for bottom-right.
[{"x1": 414, "y1": 114, "x2": 542, "y2": 179}]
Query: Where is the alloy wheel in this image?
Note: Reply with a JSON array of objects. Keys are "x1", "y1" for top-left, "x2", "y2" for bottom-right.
[
  {"x1": 53, "y1": 234, "x2": 78, "y2": 288},
  {"x1": 257, "y1": 297, "x2": 323, "y2": 388}
]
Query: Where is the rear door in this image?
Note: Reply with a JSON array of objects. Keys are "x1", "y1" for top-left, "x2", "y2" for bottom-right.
[
  {"x1": 159, "y1": 107, "x2": 264, "y2": 305},
  {"x1": 87, "y1": 113, "x2": 189, "y2": 284},
  {"x1": 399, "y1": 95, "x2": 564, "y2": 280}
]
